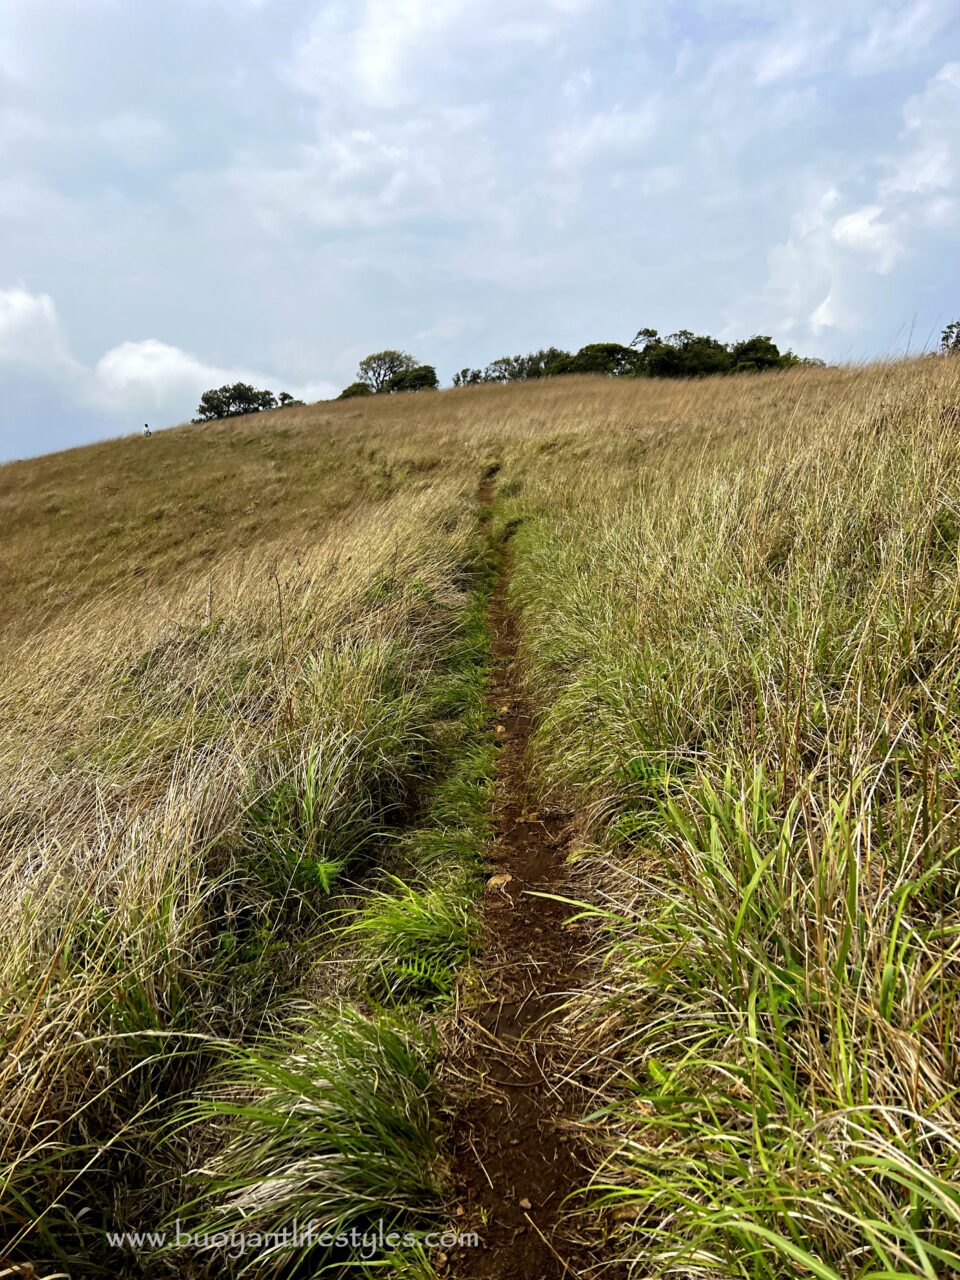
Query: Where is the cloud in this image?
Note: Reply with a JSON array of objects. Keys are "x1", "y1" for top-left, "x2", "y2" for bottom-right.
[
  {"x1": 882, "y1": 62, "x2": 960, "y2": 196},
  {"x1": 741, "y1": 193, "x2": 887, "y2": 345},
  {"x1": 831, "y1": 206, "x2": 901, "y2": 272},
  {"x1": 737, "y1": 59, "x2": 960, "y2": 349},
  {"x1": 289, "y1": 0, "x2": 469, "y2": 111},
  {"x1": 752, "y1": 28, "x2": 838, "y2": 86},
  {"x1": 0, "y1": 287, "x2": 338, "y2": 429},
  {"x1": 288, "y1": 0, "x2": 597, "y2": 110},
  {"x1": 848, "y1": 0, "x2": 957, "y2": 74},
  {"x1": 190, "y1": 129, "x2": 451, "y2": 236},
  {"x1": 551, "y1": 104, "x2": 659, "y2": 167},
  {"x1": 98, "y1": 113, "x2": 175, "y2": 167},
  {"x1": 697, "y1": 2, "x2": 956, "y2": 98},
  {"x1": 809, "y1": 289, "x2": 842, "y2": 336},
  {"x1": 0, "y1": 286, "x2": 78, "y2": 370},
  {"x1": 91, "y1": 339, "x2": 337, "y2": 415},
  {"x1": 735, "y1": 189, "x2": 844, "y2": 339}
]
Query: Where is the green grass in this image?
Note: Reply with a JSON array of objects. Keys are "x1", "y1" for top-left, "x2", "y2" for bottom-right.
[
  {"x1": 345, "y1": 873, "x2": 481, "y2": 1005},
  {"x1": 148, "y1": 501, "x2": 499, "y2": 1276},
  {"x1": 172, "y1": 1008, "x2": 444, "y2": 1274},
  {"x1": 339, "y1": 538, "x2": 496, "y2": 1010}
]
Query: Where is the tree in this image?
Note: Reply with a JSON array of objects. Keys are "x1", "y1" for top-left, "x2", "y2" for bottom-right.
[
  {"x1": 482, "y1": 355, "x2": 524, "y2": 383},
  {"x1": 631, "y1": 327, "x2": 660, "y2": 351},
  {"x1": 508, "y1": 347, "x2": 572, "y2": 379},
  {"x1": 278, "y1": 392, "x2": 304, "y2": 407},
  {"x1": 338, "y1": 381, "x2": 374, "y2": 400},
  {"x1": 357, "y1": 350, "x2": 418, "y2": 393},
  {"x1": 384, "y1": 364, "x2": 439, "y2": 393},
  {"x1": 460, "y1": 347, "x2": 574, "y2": 384},
  {"x1": 627, "y1": 328, "x2": 806, "y2": 378},
  {"x1": 567, "y1": 343, "x2": 644, "y2": 376},
  {"x1": 641, "y1": 342, "x2": 691, "y2": 378},
  {"x1": 729, "y1": 335, "x2": 784, "y2": 372},
  {"x1": 193, "y1": 383, "x2": 278, "y2": 422},
  {"x1": 942, "y1": 322, "x2": 960, "y2": 355},
  {"x1": 660, "y1": 332, "x2": 732, "y2": 376}
]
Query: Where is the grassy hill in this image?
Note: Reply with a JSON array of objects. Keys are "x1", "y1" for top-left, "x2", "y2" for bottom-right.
[{"x1": 3, "y1": 360, "x2": 960, "y2": 1277}]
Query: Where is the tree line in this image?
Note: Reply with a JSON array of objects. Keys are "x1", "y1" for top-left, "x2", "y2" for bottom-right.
[
  {"x1": 189, "y1": 321, "x2": 960, "y2": 422},
  {"x1": 337, "y1": 329, "x2": 824, "y2": 401},
  {"x1": 452, "y1": 329, "x2": 826, "y2": 385},
  {"x1": 338, "y1": 351, "x2": 440, "y2": 399}
]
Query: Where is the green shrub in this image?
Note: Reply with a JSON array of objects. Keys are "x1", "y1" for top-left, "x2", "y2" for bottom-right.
[{"x1": 338, "y1": 381, "x2": 374, "y2": 399}]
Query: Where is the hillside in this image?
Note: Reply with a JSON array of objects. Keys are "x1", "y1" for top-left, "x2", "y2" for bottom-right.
[{"x1": 3, "y1": 360, "x2": 960, "y2": 1279}]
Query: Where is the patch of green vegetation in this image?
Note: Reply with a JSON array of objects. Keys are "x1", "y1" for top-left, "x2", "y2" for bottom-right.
[
  {"x1": 173, "y1": 1009, "x2": 444, "y2": 1273},
  {"x1": 0, "y1": 491, "x2": 485, "y2": 1273},
  {"x1": 245, "y1": 749, "x2": 366, "y2": 898},
  {"x1": 345, "y1": 873, "x2": 480, "y2": 1005},
  {"x1": 343, "y1": 532, "x2": 496, "y2": 1010}
]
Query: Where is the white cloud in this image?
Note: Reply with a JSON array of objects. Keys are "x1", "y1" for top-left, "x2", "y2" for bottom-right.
[
  {"x1": 882, "y1": 62, "x2": 960, "y2": 195},
  {"x1": 551, "y1": 104, "x2": 659, "y2": 167},
  {"x1": 288, "y1": 0, "x2": 597, "y2": 110},
  {"x1": 809, "y1": 289, "x2": 841, "y2": 336},
  {"x1": 289, "y1": 0, "x2": 467, "y2": 110},
  {"x1": 0, "y1": 288, "x2": 338, "y2": 428},
  {"x1": 739, "y1": 190, "x2": 889, "y2": 343},
  {"x1": 98, "y1": 113, "x2": 174, "y2": 167},
  {"x1": 0, "y1": 286, "x2": 77, "y2": 370},
  {"x1": 848, "y1": 0, "x2": 956, "y2": 74},
  {"x1": 187, "y1": 130, "x2": 446, "y2": 236},
  {"x1": 738, "y1": 58, "x2": 960, "y2": 347},
  {"x1": 91, "y1": 339, "x2": 337, "y2": 414},
  {"x1": 698, "y1": 2, "x2": 956, "y2": 97},
  {"x1": 561, "y1": 68, "x2": 593, "y2": 102},
  {"x1": 744, "y1": 188, "x2": 843, "y2": 336},
  {"x1": 831, "y1": 205, "x2": 901, "y2": 272},
  {"x1": 753, "y1": 30, "x2": 837, "y2": 86}
]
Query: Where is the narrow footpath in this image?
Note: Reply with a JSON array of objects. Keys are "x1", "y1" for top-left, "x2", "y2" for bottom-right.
[{"x1": 440, "y1": 475, "x2": 607, "y2": 1280}]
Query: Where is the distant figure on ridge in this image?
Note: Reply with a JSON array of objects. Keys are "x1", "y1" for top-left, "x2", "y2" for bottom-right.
[{"x1": 143, "y1": 423, "x2": 152, "y2": 438}]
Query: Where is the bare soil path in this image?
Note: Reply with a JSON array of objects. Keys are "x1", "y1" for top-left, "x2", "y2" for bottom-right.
[{"x1": 439, "y1": 476, "x2": 608, "y2": 1280}]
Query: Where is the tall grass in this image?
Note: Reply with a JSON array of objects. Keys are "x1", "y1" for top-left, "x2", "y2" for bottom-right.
[
  {"x1": 7, "y1": 356, "x2": 960, "y2": 1274},
  {"x1": 341, "y1": 548, "x2": 496, "y2": 1010},
  {"x1": 163, "y1": 515, "x2": 498, "y2": 1276},
  {"x1": 174, "y1": 1008, "x2": 443, "y2": 1275},
  {"x1": 0, "y1": 483, "x2": 481, "y2": 1269},
  {"x1": 508, "y1": 356, "x2": 960, "y2": 1276}
]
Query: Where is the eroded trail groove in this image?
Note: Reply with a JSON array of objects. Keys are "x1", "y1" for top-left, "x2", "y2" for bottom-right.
[{"x1": 441, "y1": 479, "x2": 605, "y2": 1280}]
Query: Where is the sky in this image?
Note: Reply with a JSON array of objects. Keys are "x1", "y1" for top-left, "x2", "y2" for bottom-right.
[{"x1": 1, "y1": 0, "x2": 959, "y2": 461}]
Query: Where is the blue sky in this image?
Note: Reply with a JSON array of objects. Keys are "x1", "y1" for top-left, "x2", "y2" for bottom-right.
[{"x1": 1, "y1": 0, "x2": 959, "y2": 460}]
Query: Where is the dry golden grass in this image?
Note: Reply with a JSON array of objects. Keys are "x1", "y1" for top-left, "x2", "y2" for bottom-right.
[
  {"x1": 0, "y1": 405, "x2": 456, "y2": 640},
  {"x1": 0, "y1": 363, "x2": 905, "y2": 637}
]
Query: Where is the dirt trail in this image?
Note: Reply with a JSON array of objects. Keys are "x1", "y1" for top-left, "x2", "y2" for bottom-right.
[{"x1": 440, "y1": 476, "x2": 606, "y2": 1280}]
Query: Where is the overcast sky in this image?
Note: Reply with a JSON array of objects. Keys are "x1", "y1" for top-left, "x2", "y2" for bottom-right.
[{"x1": 1, "y1": 0, "x2": 959, "y2": 460}]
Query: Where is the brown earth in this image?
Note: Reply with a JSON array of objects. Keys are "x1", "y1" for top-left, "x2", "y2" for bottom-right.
[{"x1": 438, "y1": 476, "x2": 611, "y2": 1280}]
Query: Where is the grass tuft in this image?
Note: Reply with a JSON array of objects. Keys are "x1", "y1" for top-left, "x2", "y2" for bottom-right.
[{"x1": 173, "y1": 1007, "x2": 443, "y2": 1273}]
